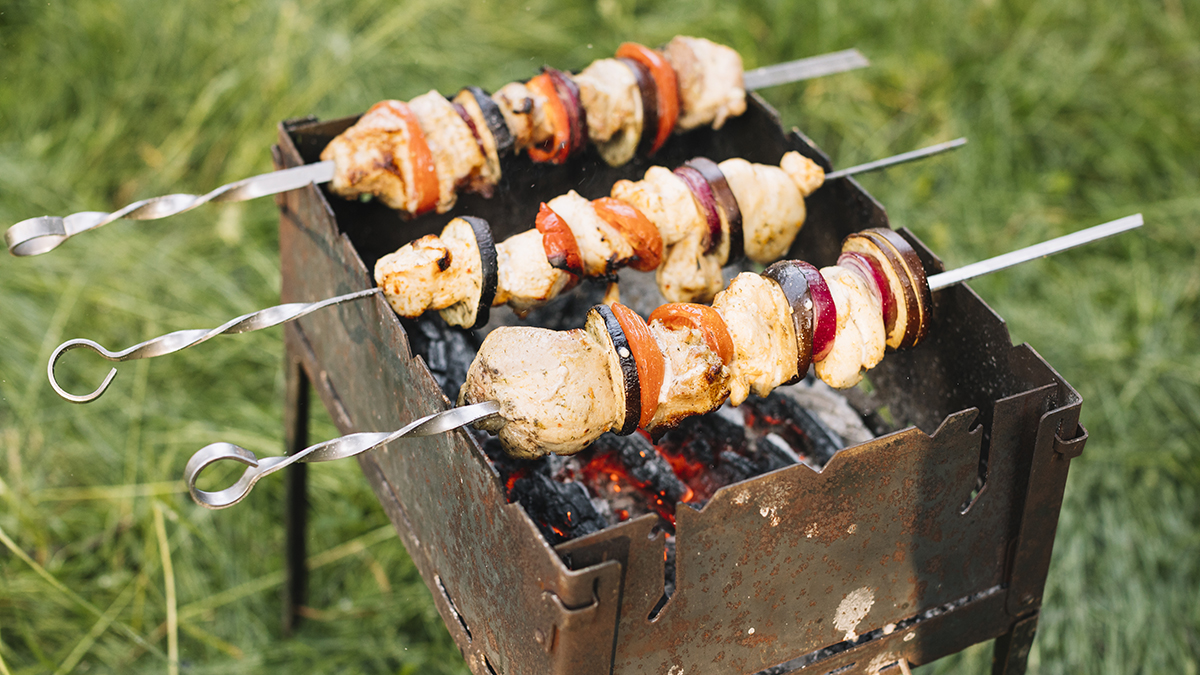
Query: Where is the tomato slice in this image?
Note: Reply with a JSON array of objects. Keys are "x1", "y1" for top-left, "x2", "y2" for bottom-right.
[
  {"x1": 367, "y1": 100, "x2": 438, "y2": 215},
  {"x1": 592, "y1": 197, "x2": 663, "y2": 271},
  {"x1": 535, "y1": 203, "x2": 583, "y2": 275},
  {"x1": 525, "y1": 72, "x2": 572, "y2": 164},
  {"x1": 610, "y1": 303, "x2": 665, "y2": 429},
  {"x1": 614, "y1": 42, "x2": 679, "y2": 155},
  {"x1": 647, "y1": 303, "x2": 735, "y2": 366}
]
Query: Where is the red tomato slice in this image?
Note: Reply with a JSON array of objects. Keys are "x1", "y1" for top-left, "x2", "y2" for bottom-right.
[
  {"x1": 610, "y1": 303, "x2": 665, "y2": 429},
  {"x1": 647, "y1": 303, "x2": 735, "y2": 366},
  {"x1": 592, "y1": 197, "x2": 663, "y2": 271},
  {"x1": 535, "y1": 203, "x2": 583, "y2": 275},
  {"x1": 615, "y1": 42, "x2": 679, "y2": 155},
  {"x1": 525, "y1": 73, "x2": 571, "y2": 164},
  {"x1": 368, "y1": 100, "x2": 438, "y2": 215}
]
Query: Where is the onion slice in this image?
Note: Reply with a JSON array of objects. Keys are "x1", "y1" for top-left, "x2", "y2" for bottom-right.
[
  {"x1": 673, "y1": 165, "x2": 722, "y2": 254},
  {"x1": 861, "y1": 229, "x2": 932, "y2": 348},
  {"x1": 683, "y1": 156, "x2": 743, "y2": 263},
  {"x1": 838, "y1": 251, "x2": 896, "y2": 330}
]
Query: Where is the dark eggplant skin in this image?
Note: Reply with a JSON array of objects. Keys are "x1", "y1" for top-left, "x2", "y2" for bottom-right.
[
  {"x1": 862, "y1": 229, "x2": 931, "y2": 348},
  {"x1": 464, "y1": 86, "x2": 515, "y2": 156},
  {"x1": 461, "y1": 216, "x2": 498, "y2": 329},
  {"x1": 684, "y1": 156, "x2": 743, "y2": 263},
  {"x1": 617, "y1": 57, "x2": 658, "y2": 157},
  {"x1": 544, "y1": 67, "x2": 588, "y2": 157},
  {"x1": 590, "y1": 304, "x2": 641, "y2": 436},
  {"x1": 762, "y1": 261, "x2": 815, "y2": 383}
]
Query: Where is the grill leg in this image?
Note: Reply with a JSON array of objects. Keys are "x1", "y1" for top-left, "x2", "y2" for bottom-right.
[
  {"x1": 282, "y1": 350, "x2": 310, "y2": 636},
  {"x1": 992, "y1": 613, "x2": 1039, "y2": 675}
]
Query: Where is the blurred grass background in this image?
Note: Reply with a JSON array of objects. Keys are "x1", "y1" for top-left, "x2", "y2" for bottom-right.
[{"x1": 0, "y1": 0, "x2": 1196, "y2": 672}]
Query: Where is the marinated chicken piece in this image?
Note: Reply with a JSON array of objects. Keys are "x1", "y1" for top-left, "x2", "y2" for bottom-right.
[
  {"x1": 452, "y1": 89, "x2": 503, "y2": 194},
  {"x1": 656, "y1": 230, "x2": 725, "y2": 303},
  {"x1": 547, "y1": 190, "x2": 635, "y2": 276},
  {"x1": 574, "y1": 58, "x2": 643, "y2": 166},
  {"x1": 712, "y1": 273, "x2": 799, "y2": 406},
  {"x1": 719, "y1": 157, "x2": 807, "y2": 263},
  {"x1": 460, "y1": 324, "x2": 623, "y2": 458},
  {"x1": 781, "y1": 151, "x2": 826, "y2": 197},
  {"x1": 493, "y1": 81, "x2": 553, "y2": 152},
  {"x1": 492, "y1": 229, "x2": 575, "y2": 317},
  {"x1": 824, "y1": 265, "x2": 886, "y2": 369},
  {"x1": 643, "y1": 322, "x2": 730, "y2": 433},
  {"x1": 610, "y1": 166, "x2": 704, "y2": 246},
  {"x1": 374, "y1": 218, "x2": 482, "y2": 324},
  {"x1": 320, "y1": 102, "x2": 420, "y2": 213},
  {"x1": 813, "y1": 266, "x2": 886, "y2": 389},
  {"x1": 408, "y1": 90, "x2": 487, "y2": 213},
  {"x1": 663, "y1": 36, "x2": 746, "y2": 131}
]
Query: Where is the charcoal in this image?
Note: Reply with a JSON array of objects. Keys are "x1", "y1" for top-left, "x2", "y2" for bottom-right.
[
  {"x1": 743, "y1": 392, "x2": 844, "y2": 467},
  {"x1": 510, "y1": 472, "x2": 607, "y2": 545},
  {"x1": 400, "y1": 314, "x2": 481, "y2": 400},
  {"x1": 755, "y1": 433, "x2": 802, "y2": 471},
  {"x1": 656, "y1": 411, "x2": 746, "y2": 466},
  {"x1": 591, "y1": 433, "x2": 689, "y2": 506}
]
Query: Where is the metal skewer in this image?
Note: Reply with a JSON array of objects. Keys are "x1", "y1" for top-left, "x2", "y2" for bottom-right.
[
  {"x1": 178, "y1": 213, "x2": 1141, "y2": 510},
  {"x1": 185, "y1": 400, "x2": 501, "y2": 509},
  {"x1": 926, "y1": 214, "x2": 1143, "y2": 291},
  {"x1": 5, "y1": 131, "x2": 959, "y2": 259},
  {"x1": 7, "y1": 48, "x2": 872, "y2": 258},
  {"x1": 48, "y1": 213, "x2": 1139, "y2": 405},
  {"x1": 48, "y1": 287, "x2": 381, "y2": 403}
]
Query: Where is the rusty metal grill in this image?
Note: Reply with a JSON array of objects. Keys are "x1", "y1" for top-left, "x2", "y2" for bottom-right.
[{"x1": 271, "y1": 94, "x2": 1086, "y2": 675}]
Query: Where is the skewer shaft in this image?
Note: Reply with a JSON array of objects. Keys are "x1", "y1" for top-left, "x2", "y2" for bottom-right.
[
  {"x1": 927, "y1": 214, "x2": 1143, "y2": 291},
  {"x1": 825, "y1": 138, "x2": 967, "y2": 181},
  {"x1": 743, "y1": 49, "x2": 869, "y2": 90}
]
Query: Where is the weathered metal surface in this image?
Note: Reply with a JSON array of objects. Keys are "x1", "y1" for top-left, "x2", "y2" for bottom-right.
[{"x1": 274, "y1": 94, "x2": 1084, "y2": 675}]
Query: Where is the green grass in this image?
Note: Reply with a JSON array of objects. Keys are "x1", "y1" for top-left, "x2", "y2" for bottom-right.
[{"x1": 0, "y1": 0, "x2": 1197, "y2": 673}]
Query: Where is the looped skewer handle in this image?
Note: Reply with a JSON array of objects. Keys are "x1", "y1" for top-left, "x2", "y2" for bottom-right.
[
  {"x1": 186, "y1": 401, "x2": 502, "y2": 509},
  {"x1": 49, "y1": 287, "x2": 381, "y2": 403},
  {"x1": 6, "y1": 161, "x2": 335, "y2": 256}
]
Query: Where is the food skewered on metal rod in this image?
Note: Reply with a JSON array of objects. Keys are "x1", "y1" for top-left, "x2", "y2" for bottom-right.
[
  {"x1": 46, "y1": 141, "x2": 964, "y2": 403},
  {"x1": 6, "y1": 41, "x2": 869, "y2": 257},
  {"x1": 170, "y1": 214, "x2": 1140, "y2": 508}
]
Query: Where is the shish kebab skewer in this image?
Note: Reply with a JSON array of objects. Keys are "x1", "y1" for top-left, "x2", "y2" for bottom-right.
[
  {"x1": 49, "y1": 210, "x2": 1133, "y2": 407},
  {"x1": 7, "y1": 42, "x2": 868, "y2": 257},
  {"x1": 376, "y1": 140, "x2": 966, "y2": 323},
  {"x1": 180, "y1": 215, "x2": 1142, "y2": 507}
]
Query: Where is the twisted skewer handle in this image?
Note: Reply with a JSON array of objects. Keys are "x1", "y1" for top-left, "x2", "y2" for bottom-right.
[
  {"x1": 6, "y1": 161, "x2": 335, "y2": 256},
  {"x1": 185, "y1": 400, "x2": 501, "y2": 509},
  {"x1": 49, "y1": 287, "x2": 380, "y2": 403}
]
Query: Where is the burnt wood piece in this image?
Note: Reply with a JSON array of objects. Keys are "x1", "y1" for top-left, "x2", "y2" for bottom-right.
[{"x1": 274, "y1": 94, "x2": 1084, "y2": 675}]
